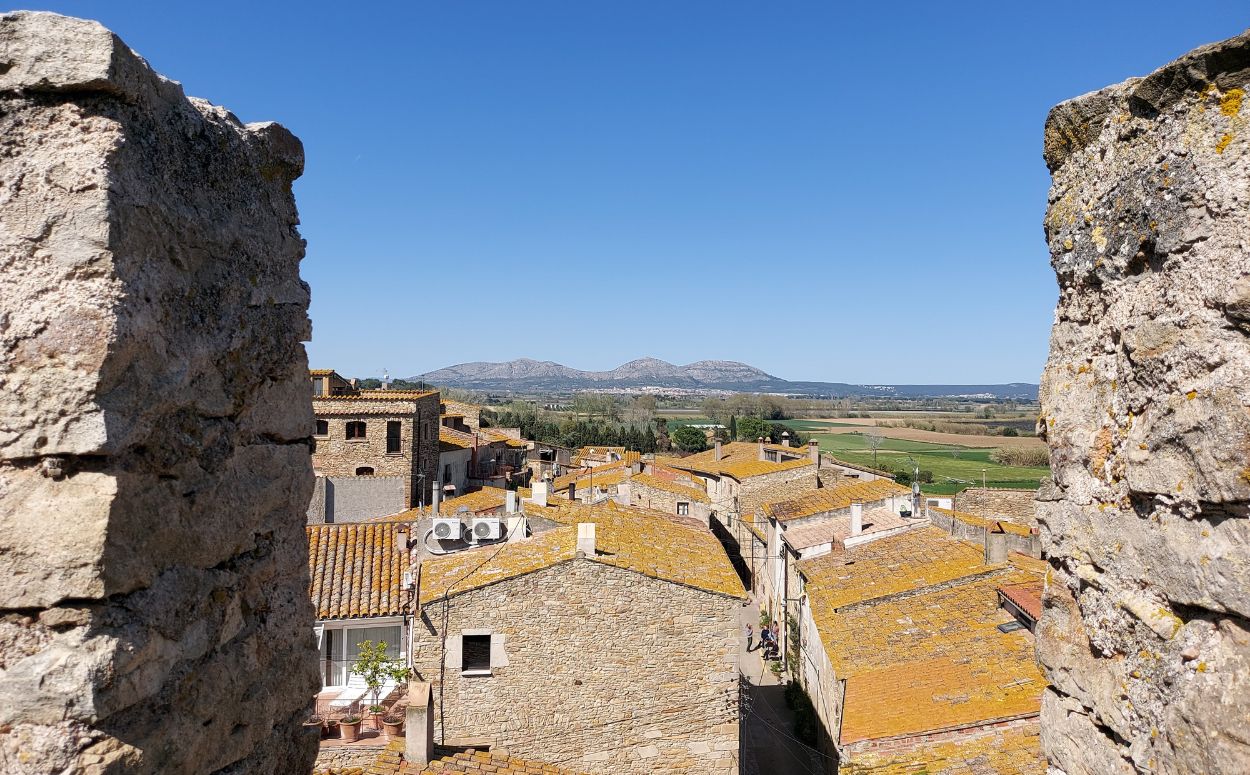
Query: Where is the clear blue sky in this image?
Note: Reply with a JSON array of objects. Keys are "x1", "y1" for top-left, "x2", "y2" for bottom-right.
[{"x1": 28, "y1": 2, "x2": 1250, "y2": 383}]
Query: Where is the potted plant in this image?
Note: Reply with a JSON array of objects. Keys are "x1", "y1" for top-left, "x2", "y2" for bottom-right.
[
  {"x1": 325, "y1": 717, "x2": 341, "y2": 739},
  {"x1": 302, "y1": 714, "x2": 324, "y2": 737},
  {"x1": 382, "y1": 713, "x2": 404, "y2": 740},
  {"x1": 351, "y1": 640, "x2": 410, "y2": 731},
  {"x1": 339, "y1": 714, "x2": 363, "y2": 743}
]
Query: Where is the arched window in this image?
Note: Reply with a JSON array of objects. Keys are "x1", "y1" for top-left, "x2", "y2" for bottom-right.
[
  {"x1": 355, "y1": 467, "x2": 374, "y2": 476},
  {"x1": 346, "y1": 421, "x2": 366, "y2": 440}
]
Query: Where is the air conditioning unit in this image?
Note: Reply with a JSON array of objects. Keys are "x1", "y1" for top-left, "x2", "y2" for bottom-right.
[
  {"x1": 471, "y1": 517, "x2": 502, "y2": 542},
  {"x1": 432, "y1": 518, "x2": 462, "y2": 541}
]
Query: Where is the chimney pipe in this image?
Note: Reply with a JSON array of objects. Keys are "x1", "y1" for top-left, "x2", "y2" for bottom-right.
[
  {"x1": 808, "y1": 440, "x2": 820, "y2": 466},
  {"x1": 569, "y1": 482, "x2": 577, "y2": 502},
  {"x1": 577, "y1": 522, "x2": 596, "y2": 556},
  {"x1": 431, "y1": 482, "x2": 440, "y2": 516},
  {"x1": 714, "y1": 440, "x2": 723, "y2": 461},
  {"x1": 781, "y1": 431, "x2": 791, "y2": 447},
  {"x1": 506, "y1": 490, "x2": 517, "y2": 514},
  {"x1": 851, "y1": 500, "x2": 863, "y2": 536},
  {"x1": 985, "y1": 526, "x2": 1009, "y2": 564},
  {"x1": 758, "y1": 437, "x2": 766, "y2": 461}
]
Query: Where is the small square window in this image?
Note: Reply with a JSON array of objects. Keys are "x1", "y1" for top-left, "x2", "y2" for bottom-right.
[
  {"x1": 462, "y1": 634, "x2": 491, "y2": 674},
  {"x1": 346, "y1": 421, "x2": 367, "y2": 440},
  {"x1": 315, "y1": 419, "x2": 329, "y2": 437},
  {"x1": 677, "y1": 502, "x2": 690, "y2": 516}
]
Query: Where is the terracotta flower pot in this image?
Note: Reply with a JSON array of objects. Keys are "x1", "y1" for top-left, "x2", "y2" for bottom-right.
[
  {"x1": 302, "y1": 716, "x2": 323, "y2": 737},
  {"x1": 382, "y1": 717, "x2": 404, "y2": 739},
  {"x1": 325, "y1": 719, "x2": 340, "y2": 739},
  {"x1": 369, "y1": 711, "x2": 385, "y2": 731},
  {"x1": 340, "y1": 718, "x2": 362, "y2": 743}
]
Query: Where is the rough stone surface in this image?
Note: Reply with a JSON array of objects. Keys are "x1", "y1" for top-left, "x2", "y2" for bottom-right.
[
  {"x1": 412, "y1": 559, "x2": 739, "y2": 775},
  {"x1": 952, "y1": 487, "x2": 1040, "y2": 527},
  {"x1": 1037, "y1": 28, "x2": 1250, "y2": 775},
  {"x1": 0, "y1": 11, "x2": 318, "y2": 774}
]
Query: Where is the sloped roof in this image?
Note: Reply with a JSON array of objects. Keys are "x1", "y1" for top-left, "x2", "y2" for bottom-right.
[
  {"x1": 631, "y1": 472, "x2": 710, "y2": 503},
  {"x1": 419, "y1": 500, "x2": 744, "y2": 605},
  {"x1": 930, "y1": 506, "x2": 1035, "y2": 537},
  {"x1": 307, "y1": 522, "x2": 408, "y2": 620},
  {"x1": 664, "y1": 442, "x2": 814, "y2": 481},
  {"x1": 762, "y1": 479, "x2": 911, "y2": 522},
  {"x1": 799, "y1": 526, "x2": 990, "y2": 610},
  {"x1": 841, "y1": 722, "x2": 1044, "y2": 774}
]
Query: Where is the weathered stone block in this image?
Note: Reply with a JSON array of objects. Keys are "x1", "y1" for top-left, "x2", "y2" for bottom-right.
[
  {"x1": 0, "y1": 11, "x2": 317, "y2": 774},
  {"x1": 1039, "y1": 27, "x2": 1250, "y2": 775}
]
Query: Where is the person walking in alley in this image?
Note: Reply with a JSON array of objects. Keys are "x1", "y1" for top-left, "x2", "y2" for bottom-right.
[{"x1": 760, "y1": 624, "x2": 775, "y2": 659}]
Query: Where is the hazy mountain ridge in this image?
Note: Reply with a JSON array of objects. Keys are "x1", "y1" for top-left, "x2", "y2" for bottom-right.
[{"x1": 411, "y1": 358, "x2": 1038, "y2": 399}]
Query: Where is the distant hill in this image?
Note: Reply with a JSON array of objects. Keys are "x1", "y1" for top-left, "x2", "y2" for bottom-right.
[{"x1": 410, "y1": 358, "x2": 1038, "y2": 400}]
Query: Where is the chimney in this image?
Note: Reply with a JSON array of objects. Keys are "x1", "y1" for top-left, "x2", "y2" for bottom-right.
[
  {"x1": 430, "y1": 482, "x2": 440, "y2": 516},
  {"x1": 808, "y1": 440, "x2": 820, "y2": 466},
  {"x1": 568, "y1": 482, "x2": 577, "y2": 502},
  {"x1": 531, "y1": 480, "x2": 549, "y2": 508},
  {"x1": 405, "y1": 681, "x2": 434, "y2": 766},
  {"x1": 577, "y1": 522, "x2": 596, "y2": 556},
  {"x1": 714, "y1": 440, "x2": 723, "y2": 461},
  {"x1": 506, "y1": 515, "x2": 527, "y2": 542},
  {"x1": 349, "y1": 377, "x2": 358, "y2": 389},
  {"x1": 851, "y1": 500, "x2": 863, "y2": 536},
  {"x1": 505, "y1": 490, "x2": 518, "y2": 514},
  {"x1": 985, "y1": 526, "x2": 1009, "y2": 564},
  {"x1": 758, "y1": 437, "x2": 766, "y2": 461},
  {"x1": 781, "y1": 431, "x2": 791, "y2": 447}
]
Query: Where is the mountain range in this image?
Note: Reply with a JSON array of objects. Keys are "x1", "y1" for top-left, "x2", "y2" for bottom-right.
[{"x1": 411, "y1": 358, "x2": 1039, "y2": 399}]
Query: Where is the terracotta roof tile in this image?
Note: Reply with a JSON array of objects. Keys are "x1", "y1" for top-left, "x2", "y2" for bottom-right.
[
  {"x1": 842, "y1": 722, "x2": 1044, "y2": 774},
  {"x1": 999, "y1": 580, "x2": 1043, "y2": 622},
  {"x1": 762, "y1": 479, "x2": 911, "y2": 522},
  {"x1": 307, "y1": 523, "x2": 408, "y2": 620},
  {"x1": 630, "y1": 473, "x2": 710, "y2": 503},
  {"x1": 663, "y1": 441, "x2": 814, "y2": 481}
]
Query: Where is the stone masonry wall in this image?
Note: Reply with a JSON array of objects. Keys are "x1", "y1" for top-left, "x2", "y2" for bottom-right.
[
  {"x1": 739, "y1": 468, "x2": 818, "y2": 520},
  {"x1": 0, "y1": 12, "x2": 318, "y2": 774},
  {"x1": 412, "y1": 560, "x2": 739, "y2": 775},
  {"x1": 952, "y1": 487, "x2": 1039, "y2": 527},
  {"x1": 1037, "y1": 29, "x2": 1250, "y2": 775}
]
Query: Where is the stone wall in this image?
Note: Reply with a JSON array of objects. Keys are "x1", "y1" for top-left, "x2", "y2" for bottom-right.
[
  {"x1": 306, "y1": 475, "x2": 407, "y2": 523},
  {"x1": 0, "y1": 11, "x2": 318, "y2": 774},
  {"x1": 1037, "y1": 29, "x2": 1250, "y2": 774},
  {"x1": 738, "y1": 468, "x2": 818, "y2": 520},
  {"x1": 952, "y1": 487, "x2": 1038, "y2": 527},
  {"x1": 412, "y1": 560, "x2": 739, "y2": 774}
]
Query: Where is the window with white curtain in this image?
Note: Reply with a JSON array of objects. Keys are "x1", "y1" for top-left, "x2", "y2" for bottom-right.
[{"x1": 321, "y1": 624, "x2": 403, "y2": 688}]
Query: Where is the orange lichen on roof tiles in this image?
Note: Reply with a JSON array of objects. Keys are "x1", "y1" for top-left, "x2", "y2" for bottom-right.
[
  {"x1": 666, "y1": 441, "x2": 814, "y2": 480},
  {"x1": 762, "y1": 479, "x2": 910, "y2": 522},
  {"x1": 309, "y1": 368, "x2": 337, "y2": 376},
  {"x1": 418, "y1": 527, "x2": 577, "y2": 606},
  {"x1": 307, "y1": 522, "x2": 408, "y2": 620},
  {"x1": 552, "y1": 460, "x2": 629, "y2": 492},
  {"x1": 480, "y1": 428, "x2": 528, "y2": 448},
  {"x1": 630, "y1": 472, "x2": 709, "y2": 503},
  {"x1": 439, "y1": 426, "x2": 475, "y2": 450},
  {"x1": 800, "y1": 526, "x2": 990, "y2": 611},
  {"x1": 840, "y1": 649, "x2": 1043, "y2": 744},
  {"x1": 315, "y1": 389, "x2": 438, "y2": 401},
  {"x1": 842, "y1": 722, "x2": 1044, "y2": 774},
  {"x1": 420, "y1": 499, "x2": 745, "y2": 604},
  {"x1": 815, "y1": 567, "x2": 1045, "y2": 677}
]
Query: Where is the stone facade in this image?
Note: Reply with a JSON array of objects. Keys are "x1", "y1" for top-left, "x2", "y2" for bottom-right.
[
  {"x1": 952, "y1": 487, "x2": 1038, "y2": 527},
  {"x1": 313, "y1": 391, "x2": 441, "y2": 508},
  {"x1": 0, "y1": 11, "x2": 317, "y2": 773},
  {"x1": 1038, "y1": 29, "x2": 1250, "y2": 774},
  {"x1": 307, "y1": 475, "x2": 407, "y2": 523},
  {"x1": 411, "y1": 560, "x2": 739, "y2": 775}
]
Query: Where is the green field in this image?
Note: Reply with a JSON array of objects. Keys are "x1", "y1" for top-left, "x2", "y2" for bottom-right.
[{"x1": 812, "y1": 432, "x2": 1049, "y2": 496}]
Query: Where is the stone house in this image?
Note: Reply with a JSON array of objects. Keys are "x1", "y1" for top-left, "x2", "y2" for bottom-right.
[
  {"x1": 438, "y1": 424, "x2": 529, "y2": 496},
  {"x1": 307, "y1": 521, "x2": 414, "y2": 713},
  {"x1": 751, "y1": 478, "x2": 916, "y2": 632},
  {"x1": 310, "y1": 370, "x2": 441, "y2": 509},
  {"x1": 572, "y1": 445, "x2": 639, "y2": 468},
  {"x1": 410, "y1": 499, "x2": 744, "y2": 774},
  {"x1": 551, "y1": 459, "x2": 631, "y2": 503},
  {"x1": 619, "y1": 464, "x2": 712, "y2": 524},
  {"x1": 793, "y1": 526, "x2": 1047, "y2": 773}
]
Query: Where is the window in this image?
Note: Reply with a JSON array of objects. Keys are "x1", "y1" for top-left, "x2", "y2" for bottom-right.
[
  {"x1": 444, "y1": 464, "x2": 451, "y2": 484},
  {"x1": 356, "y1": 466, "x2": 374, "y2": 476},
  {"x1": 462, "y1": 634, "x2": 491, "y2": 674},
  {"x1": 386, "y1": 421, "x2": 402, "y2": 454},
  {"x1": 321, "y1": 624, "x2": 403, "y2": 688},
  {"x1": 346, "y1": 421, "x2": 366, "y2": 440},
  {"x1": 315, "y1": 419, "x2": 329, "y2": 436},
  {"x1": 677, "y1": 502, "x2": 690, "y2": 516}
]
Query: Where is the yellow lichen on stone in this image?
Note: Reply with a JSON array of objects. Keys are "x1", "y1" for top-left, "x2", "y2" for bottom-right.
[
  {"x1": 1063, "y1": 237, "x2": 1074, "y2": 251},
  {"x1": 1217, "y1": 133, "x2": 1233, "y2": 154},
  {"x1": 1221, "y1": 88, "x2": 1244, "y2": 117},
  {"x1": 1186, "y1": 390, "x2": 1198, "y2": 400}
]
